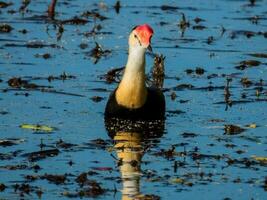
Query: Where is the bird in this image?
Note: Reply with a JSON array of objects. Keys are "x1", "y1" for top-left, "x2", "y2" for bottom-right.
[{"x1": 105, "y1": 24, "x2": 165, "y2": 120}]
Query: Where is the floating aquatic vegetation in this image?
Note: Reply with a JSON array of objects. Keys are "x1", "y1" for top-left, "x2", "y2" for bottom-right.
[
  {"x1": 61, "y1": 17, "x2": 89, "y2": 25},
  {"x1": 0, "y1": 183, "x2": 6, "y2": 192},
  {"x1": 178, "y1": 13, "x2": 190, "y2": 37},
  {"x1": 81, "y1": 10, "x2": 108, "y2": 21},
  {"x1": 151, "y1": 54, "x2": 165, "y2": 88},
  {"x1": 161, "y1": 5, "x2": 179, "y2": 11},
  {"x1": 236, "y1": 60, "x2": 262, "y2": 70},
  {"x1": 181, "y1": 132, "x2": 198, "y2": 138},
  {"x1": 240, "y1": 77, "x2": 253, "y2": 87},
  {"x1": 194, "y1": 17, "x2": 205, "y2": 24},
  {"x1": 90, "y1": 96, "x2": 104, "y2": 102},
  {"x1": 0, "y1": 138, "x2": 25, "y2": 147},
  {"x1": 19, "y1": 0, "x2": 31, "y2": 13},
  {"x1": 20, "y1": 124, "x2": 55, "y2": 132},
  {"x1": 170, "y1": 178, "x2": 193, "y2": 186},
  {"x1": 88, "y1": 42, "x2": 111, "y2": 64},
  {"x1": 0, "y1": 1, "x2": 12, "y2": 8},
  {"x1": 0, "y1": 23, "x2": 13, "y2": 33},
  {"x1": 251, "y1": 156, "x2": 267, "y2": 165},
  {"x1": 63, "y1": 179, "x2": 105, "y2": 198},
  {"x1": 114, "y1": 1, "x2": 121, "y2": 14},
  {"x1": 248, "y1": 53, "x2": 267, "y2": 58},
  {"x1": 224, "y1": 124, "x2": 245, "y2": 135},
  {"x1": 224, "y1": 78, "x2": 232, "y2": 111},
  {"x1": 185, "y1": 67, "x2": 205, "y2": 75},
  {"x1": 55, "y1": 139, "x2": 77, "y2": 149},
  {"x1": 8, "y1": 77, "x2": 41, "y2": 89},
  {"x1": 100, "y1": 66, "x2": 124, "y2": 84},
  {"x1": 41, "y1": 174, "x2": 67, "y2": 185},
  {"x1": 192, "y1": 25, "x2": 207, "y2": 30},
  {"x1": 22, "y1": 149, "x2": 59, "y2": 161},
  {"x1": 207, "y1": 36, "x2": 214, "y2": 44},
  {"x1": 246, "y1": 123, "x2": 257, "y2": 128},
  {"x1": 34, "y1": 53, "x2": 51, "y2": 59}
]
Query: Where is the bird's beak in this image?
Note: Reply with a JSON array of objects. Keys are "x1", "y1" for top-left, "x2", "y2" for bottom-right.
[{"x1": 147, "y1": 44, "x2": 153, "y2": 52}]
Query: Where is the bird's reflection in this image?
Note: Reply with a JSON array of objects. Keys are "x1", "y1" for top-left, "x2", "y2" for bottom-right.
[{"x1": 105, "y1": 118, "x2": 165, "y2": 200}]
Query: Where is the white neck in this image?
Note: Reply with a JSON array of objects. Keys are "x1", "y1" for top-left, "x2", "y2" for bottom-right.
[
  {"x1": 126, "y1": 46, "x2": 146, "y2": 72},
  {"x1": 115, "y1": 46, "x2": 147, "y2": 109}
]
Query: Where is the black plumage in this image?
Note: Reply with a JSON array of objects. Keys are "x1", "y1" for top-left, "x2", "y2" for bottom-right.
[{"x1": 105, "y1": 87, "x2": 165, "y2": 120}]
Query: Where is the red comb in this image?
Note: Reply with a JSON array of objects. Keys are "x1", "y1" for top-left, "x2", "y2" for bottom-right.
[{"x1": 135, "y1": 24, "x2": 154, "y2": 35}]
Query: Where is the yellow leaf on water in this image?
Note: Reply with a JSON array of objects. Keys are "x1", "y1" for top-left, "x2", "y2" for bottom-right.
[
  {"x1": 252, "y1": 155, "x2": 267, "y2": 163},
  {"x1": 171, "y1": 178, "x2": 185, "y2": 184},
  {"x1": 20, "y1": 124, "x2": 54, "y2": 132},
  {"x1": 248, "y1": 123, "x2": 257, "y2": 128},
  {"x1": 170, "y1": 178, "x2": 193, "y2": 186}
]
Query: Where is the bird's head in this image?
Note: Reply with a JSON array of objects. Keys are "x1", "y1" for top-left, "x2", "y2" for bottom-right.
[{"x1": 129, "y1": 24, "x2": 153, "y2": 52}]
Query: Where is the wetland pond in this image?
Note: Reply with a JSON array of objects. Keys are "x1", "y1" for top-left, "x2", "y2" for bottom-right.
[{"x1": 0, "y1": 0, "x2": 267, "y2": 199}]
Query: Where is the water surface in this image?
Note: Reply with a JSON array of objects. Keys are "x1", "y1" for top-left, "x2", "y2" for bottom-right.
[{"x1": 0, "y1": 0, "x2": 267, "y2": 199}]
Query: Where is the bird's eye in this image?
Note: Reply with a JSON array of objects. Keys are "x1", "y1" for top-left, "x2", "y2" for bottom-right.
[{"x1": 134, "y1": 34, "x2": 142, "y2": 46}]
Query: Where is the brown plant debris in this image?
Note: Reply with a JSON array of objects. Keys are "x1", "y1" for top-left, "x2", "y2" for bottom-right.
[
  {"x1": 0, "y1": 183, "x2": 6, "y2": 191},
  {"x1": 174, "y1": 84, "x2": 194, "y2": 91},
  {"x1": 178, "y1": 13, "x2": 190, "y2": 37},
  {"x1": 76, "y1": 172, "x2": 88, "y2": 187},
  {"x1": 89, "y1": 42, "x2": 111, "y2": 64},
  {"x1": 114, "y1": 1, "x2": 121, "y2": 14},
  {"x1": 90, "y1": 96, "x2": 104, "y2": 102},
  {"x1": 0, "y1": 1, "x2": 12, "y2": 8},
  {"x1": 240, "y1": 77, "x2": 253, "y2": 87},
  {"x1": 135, "y1": 194, "x2": 161, "y2": 200},
  {"x1": 0, "y1": 24, "x2": 13, "y2": 33},
  {"x1": 61, "y1": 17, "x2": 88, "y2": 25},
  {"x1": 7, "y1": 77, "x2": 40, "y2": 89},
  {"x1": 48, "y1": 72, "x2": 76, "y2": 82},
  {"x1": 82, "y1": 11, "x2": 108, "y2": 21},
  {"x1": 224, "y1": 124, "x2": 245, "y2": 135},
  {"x1": 63, "y1": 179, "x2": 105, "y2": 198},
  {"x1": 56, "y1": 139, "x2": 76, "y2": 149},
  {"x1": 224, "y1": 78, "x2": 232, "y2": 111},
  {"x1": 22, "y1": 149, "x2": 60, "y2": 161},
  {"x1": 185, "y1": 67, "x2": 205, "y2": 75},
  {"x1": 101, "y1": 66, "x2": 124, "y2": 83},
  {"x1": 235, "y1": 60, "x2": 261, "y2": 70},
  {"x1": 192, "y1": 25, "x2": 206, "y2": 30},
  {"x1": 0, "y1": 164, "x2": 28, "y2": 170},
  {"x1": 41, "y1": 174, "x2": 67, "y2": 185},
  {"x1": 248, "y1": 53, "x2": 267, "y2": 58},
  {"x1": 19, "y1": 0, "x2": 31, "y2": 12},
  {"x1": 263, "y1": 177, "x2": 267, "y2": 191},
  {"x1": 152, "y1": 54, "x2": 165, "y2": 88},
  {"x1": 194, "y1": 17, "x2": 205, "y2": 24},
  {"x1": 0, "y1": 138, "x2": 24, "y2": 147},
  {"x1": 181, "y1": 132, "x2": 198, "y2": 138},
  {"x1": 35, "y1": 53, "x2": 51, "y2": 59}
]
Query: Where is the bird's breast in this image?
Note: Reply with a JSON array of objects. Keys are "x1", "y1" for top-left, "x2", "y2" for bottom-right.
[{"x1": 115, "y1": 75, "x2": 147, "y2": 109}]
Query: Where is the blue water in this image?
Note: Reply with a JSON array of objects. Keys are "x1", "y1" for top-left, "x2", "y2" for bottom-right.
[{"x1": 0, "y1": 0, "x2": 267, "y2": 199}]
